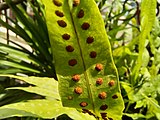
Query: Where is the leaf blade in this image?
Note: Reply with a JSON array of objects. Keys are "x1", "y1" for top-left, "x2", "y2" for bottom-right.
[
  {"x1": 0, "y1": 99, "x2": 96, "y2": 120},
  {"x1": 43, "y1": 0, "x2": 124, "y2": 119}
]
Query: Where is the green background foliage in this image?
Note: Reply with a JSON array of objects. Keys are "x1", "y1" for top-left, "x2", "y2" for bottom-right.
[{"x1": 0, "y1": 0, "x2": 160, "y2": 120}]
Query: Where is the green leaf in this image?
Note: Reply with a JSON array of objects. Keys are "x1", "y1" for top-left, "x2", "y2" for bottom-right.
[
  {"x1": 141, "y1": 48, "x2": 150, "y2": 67},
  {"x1": 5, "y1": 0, "x2": 51, "y2": 61},
  {"x1": 7, "y1": 87, "x2": 59, "y2": 100},
  {"x1": 122, "y1": 74, "x2": 160, "y2": 119},
  {"x1": 0, "y1": 75, "x2": 96, "y2": 119},
  {"x1": 131, "y1": 0, "x2": 157, "y2": 84},
  {"x1": 0, "y1": 18, "x2": 33, "y2": 46},
  {"x1": 42, "y1": 0, "x2": 124, "y2": 119},
  {"x1": 141, "y1": 94, "x2": 160, "y2": 119},
  {"x1": 0, "y1": 0, "x2": 56, "y2": 77},
  {"x1": 0, "y1": 99, "x2": 96, "y2": 120},
  {"x1": 123, "y1": 113, "x2": 147, "y2": 120},
  {"x1": 0, "y1": 43, "x2": 39, "y2": 65},
  {"x1": 121, "y1": 82, "x2": 135, "y2": 102},
  {"x1": 0, "y1": 60, "x2": 41, "y2": 74},
  {"x1": 0, "y1": 68, "x2": 23, "y2": 74},
  {"x1": 0, "y1": 75, "x2": 60, "y2": 100}
]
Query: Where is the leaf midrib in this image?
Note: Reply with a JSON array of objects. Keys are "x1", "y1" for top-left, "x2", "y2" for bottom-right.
[{"x1": 68, "y1": 5, "x2": 95, "y2": 112}]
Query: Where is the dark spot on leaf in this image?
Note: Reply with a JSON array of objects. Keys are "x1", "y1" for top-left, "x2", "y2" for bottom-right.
[
  {"x1": 57, "y1": 20, "x2": 67, "y2": 27},
  {"x1": 62, "y1": 34, "x2": 70, "y2": 40},
  {"x1": 96, "y1": 78, "x2": 103, "y2": 85},
  {"x1": 77, "y1": 9, "x2": 84, "y2": 18},
  {"x1": 82, "y1": 109, "x2": 91, "y2": 114},
  {"x1": 108, "y1": 80, "x2": 115, "y2": 87},
  {"x1": 101, "y1": 113, "x2": 107, "y2": 117},
  {"x1": 73, "y1": 0, "x2": 80, "y2": 6},
  {"x1": 112, "y1": 94, "x2": 118, "y2": 99},
  {"x1": 98, "y1": 92, "x2": 107, "y2": 99},
  {"x1": 90, "y1": 51, "x2": 97, "y2": 58},
  {"x1": 82, "y1": 109, "x2": 96, "y2": 117},
  {"x1": 55, "y1": 10, "x2": 64, "y2": 17},
  {"x1": 68, "y1": 96, "x2": 73, "y2": 100},
  {"x1": 68, "y1": 59, "x2": 77, "y2": 66},
  {"x1": 87, "y1": 36, "x2": 94, "y2": 44},
  {"x1": 80, "y1": 102, "x2": 88, "y2": 107},
  {"x1": 81, "y1": 22, "x2": 90, "y2": 30},
  {"x1": 74, "y1": 87, "x2": 82, "y2": 94},
  {"x1": 95, "y1": 64, "x2": 103, "y2": 71},
  {"x1": 103, "y1": 118, "x2": 108, "y2": 120},
  {"x1": 82, "y1": 109, "x2": 89, "y2": 113},
  {"x1": 72, "y1": 74, "x2": 80, "y2": 82},
  {"x1": 109, "y1": 118, "x2": 113, "y2": 120},
  {"x1": 100, "y1": 104, "x2": 108, "y2": 110},
  {"x1": 66, "y1": 45, "x2": 74, "y2": 52},
  {"x1": 53, "y1": 0, "x2": 62, "y2": 6}
]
